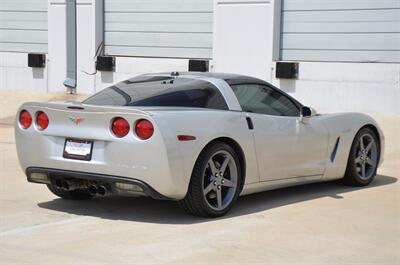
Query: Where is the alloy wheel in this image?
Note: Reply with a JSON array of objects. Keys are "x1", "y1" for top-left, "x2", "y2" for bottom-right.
[
  {"x1": 202, "y1": 150, "x2": 238, "y2": 211},
  {"x1": 354, "y1": 133, "x2": 378, "y2": 180}
]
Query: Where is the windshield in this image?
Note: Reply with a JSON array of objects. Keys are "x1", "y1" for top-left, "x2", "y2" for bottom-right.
[{"x1": 83, "y1": 75, "x2": 228, "y2": 110}]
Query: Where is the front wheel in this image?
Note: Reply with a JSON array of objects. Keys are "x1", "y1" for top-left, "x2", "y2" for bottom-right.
[
  {"x1": 343, "y1": 127, "x2": 380, "y2": 186},
  {"x1": 180, "y1": 142, "x2": 242, "y2": 217}
]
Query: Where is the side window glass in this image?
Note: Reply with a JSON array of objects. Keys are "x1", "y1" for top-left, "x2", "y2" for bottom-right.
[{"x1": 231, "y1": 84, "x2": 299, "y2": 116}]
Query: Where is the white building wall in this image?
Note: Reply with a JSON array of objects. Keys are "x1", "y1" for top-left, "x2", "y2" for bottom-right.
[
  {"x1": 0, "y1": 0, "x2": 48, "y2": 53},
  {"x1": 0, "y1": 0, "x2": 399, "y2": 115},
  {"x1": 103, "y1": 0, "x2": 213, "y2": 59},
  {"x1": 280, "y1": 0, "x2": 400, "y2": 62},
  {"x1": 272, "y1": 62, "x2": 400, "y2": 114},
  {"x1": 212, "y1": 0, "x2": 279, "y2": 80},
  {"x1": 47, "y1": 0, "x2": 67, "y2": 93},
  {"x1": 0, "y1": 52, "x2": 48, "y2": 92},
  {"x1": 212, "y1": 0, "x2": 400, "y2": 114},
  {"x1": 75, "y1": 0, "x2": 98, "y2": 94},
  {"x1": 75, "y1": 0, "x2": 192, "y2": 94},
  {"x1": 0, "y1": 0, "x2": 48, "y2": 92},
  {"x1": 273, "y1": 0, "x2": 400, "y2": 114},
  {"x1": 94, "y1": 57, "x2": 190, "y2": 93},
  {"x1": 47, "y1": 0, "x2": 207, "y2": 95}
]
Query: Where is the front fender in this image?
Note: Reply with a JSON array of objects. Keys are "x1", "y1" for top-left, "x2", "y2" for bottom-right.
[{"x1": 321, "y1": 112, "x2": 384, "y2": 180}]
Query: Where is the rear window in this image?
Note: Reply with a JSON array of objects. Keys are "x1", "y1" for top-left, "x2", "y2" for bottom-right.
[{"x1": 83, "y1": 75, "x2": 228, "y2": 110}]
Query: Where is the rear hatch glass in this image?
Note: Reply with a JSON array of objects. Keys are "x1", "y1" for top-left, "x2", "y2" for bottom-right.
[{"x1": 83, "y1": 75, "x2": 228, "y2": 110}]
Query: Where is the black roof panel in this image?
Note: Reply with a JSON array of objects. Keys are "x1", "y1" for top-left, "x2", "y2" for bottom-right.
[{"x1": 153, "y1": 71, "x2": 268, "y2": 85}]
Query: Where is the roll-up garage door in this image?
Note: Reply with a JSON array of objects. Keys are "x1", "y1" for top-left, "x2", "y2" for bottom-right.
[
  {"x1": 104, "y1": 0, "x2": 213, "y2": 59},
  {"x1": 0, "y1": 0, "x2": 48, "y2": 53},
  {"x1": 280, "y1": 0, "x2": 400, "y2": 62}
]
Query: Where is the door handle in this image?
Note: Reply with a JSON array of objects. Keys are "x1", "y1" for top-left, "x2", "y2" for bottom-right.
[{"x1": 246, "y1": 117, "x2": 254, "y2": 130}]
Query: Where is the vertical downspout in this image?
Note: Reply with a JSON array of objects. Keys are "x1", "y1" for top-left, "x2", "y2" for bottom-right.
[
  {"x1": 271, "y1": 0, "x2": 283, "y2": 82},
  {"x1": 63, "y1": 0, "x2": 77, "y2": 93},
  {"x1": 272, "y1": 0, "x2": 283, "y2": 61}
]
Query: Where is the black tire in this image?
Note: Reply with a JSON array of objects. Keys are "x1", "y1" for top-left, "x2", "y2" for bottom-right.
[
  {"x1": 47, "y1": 184, "x2": 94, "y2": 200},
  {"x1": 343, "y1": 127, "x2": 380, "y2": 186},
  {"x1": 180, "y1": 141, "x2": 242, "y2": 217}
]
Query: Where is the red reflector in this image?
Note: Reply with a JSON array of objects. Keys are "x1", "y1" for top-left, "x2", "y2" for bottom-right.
[
  {"x1": 177, "y1": 135, "x2": 196, "y2": 141},
  {"x1": 19, "y1": 110, "x2": 32, "y2": 129},
  {"x1": 36, "y1": 111, "x2": 49, "y2": 130},
  {"x1": 111, "y1": 117, "x2": 130, "y2": 138},
  {"x1": 135, "y1": 119, "x2": 154, "y2": 140}
]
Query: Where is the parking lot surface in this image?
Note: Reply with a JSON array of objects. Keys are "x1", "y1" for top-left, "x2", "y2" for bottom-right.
[{"x1": 0, "y1": 92, "x2": 399, "y2": 264}]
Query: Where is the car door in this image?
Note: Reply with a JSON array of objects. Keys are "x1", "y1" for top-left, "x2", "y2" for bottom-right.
[{"x1": 230, "y1": 83, "x2": 329, "y2": 182}]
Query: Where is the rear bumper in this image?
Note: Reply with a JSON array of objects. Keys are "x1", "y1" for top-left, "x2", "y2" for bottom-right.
[{"x1": 26, "y1": 167, "x2": 172, "y2": 200}]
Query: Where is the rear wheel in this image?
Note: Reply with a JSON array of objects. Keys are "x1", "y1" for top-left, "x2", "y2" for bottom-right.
[
  {"x1": 180, "y1": 142, "x2": 242, "y2": 217},
  {"x1": 47, "y1": 184, "x2": 94, "y2": 200},
  {"x1": 343, "y1": 127, "x2": 379, "y2": 186}
]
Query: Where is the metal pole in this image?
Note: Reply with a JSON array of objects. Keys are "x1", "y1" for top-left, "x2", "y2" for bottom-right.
[{"x1": 63, "y1": 0, "x2": 77, "y2": 94}]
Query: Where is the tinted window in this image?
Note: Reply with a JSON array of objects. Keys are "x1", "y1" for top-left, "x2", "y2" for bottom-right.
[
  {"x1": 231, "y1": 84, "x2": 300, "y2": 116},
  {"x1": 83, "y1": 75, "x2": 228, "y2": 110}
]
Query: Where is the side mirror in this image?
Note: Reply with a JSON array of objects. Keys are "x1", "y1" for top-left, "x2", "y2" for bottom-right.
[
  {"x1": 302, "y1": 106, "x2": 312, "y2": 117},
  {"x1": 301, "y1": 106, "x2": 312, "y2": 123}
]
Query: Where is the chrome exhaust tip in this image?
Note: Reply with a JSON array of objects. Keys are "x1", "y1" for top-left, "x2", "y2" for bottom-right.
[
  {"x1": 88, "y1": 185, "x2": 98, "y2": 195},
  {"x1": 97, "y1": 185, "x2": 107, "y2": 196}
]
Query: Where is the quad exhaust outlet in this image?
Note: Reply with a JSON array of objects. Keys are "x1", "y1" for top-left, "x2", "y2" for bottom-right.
[
  {"x1": 88, "y1": 184, "x2": 108, "y2": 196},
  {"x1": 54, "y1": 180, "x2": 108, "y2": 196}
]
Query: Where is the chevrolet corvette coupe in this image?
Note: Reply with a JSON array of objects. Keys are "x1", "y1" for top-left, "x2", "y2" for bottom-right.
[{"x1": 15, "y1": 72, "x2": 384, "y2": 217}]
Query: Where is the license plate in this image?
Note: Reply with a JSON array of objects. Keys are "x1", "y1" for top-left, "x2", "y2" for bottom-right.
[{"x1": 63, "y1": 139, "x2": 93, "y2": 161}]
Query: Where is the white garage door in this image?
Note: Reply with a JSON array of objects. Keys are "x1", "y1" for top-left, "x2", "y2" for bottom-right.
[
  {"x1": 0, "y1": 0, "x2": 48, "y2": 53},
  {"x1": 280, "y1": 0, "x2": 400, "y2": 62},
  {"x1": 104, "y1": 0, "x2": 213, "y2": 59}
]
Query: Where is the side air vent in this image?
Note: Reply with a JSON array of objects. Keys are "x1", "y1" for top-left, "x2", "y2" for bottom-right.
[{"x1": 330, "y1": 137, "x2": 340, "y2": 162}]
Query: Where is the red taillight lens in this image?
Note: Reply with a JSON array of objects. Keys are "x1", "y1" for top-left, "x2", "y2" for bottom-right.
[
  {"x1": 135, "y1": 119, "x2": 154, "y2": 140},
  {"x1": 111, "y1": 117, "x2": 130, "y2": 138},
  {"x1": 36, "y1": 111, "x2": 49, "y2": 130},
  {"x1": 19, "y1": 110, "x2": 32, "y2": 129}
]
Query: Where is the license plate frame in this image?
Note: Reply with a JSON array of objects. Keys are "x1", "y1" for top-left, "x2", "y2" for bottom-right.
[{"x1": 63, "y1": 139, "x2": 93, "y2": 161}]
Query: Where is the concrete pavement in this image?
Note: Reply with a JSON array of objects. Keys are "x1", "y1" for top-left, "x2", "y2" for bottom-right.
[{"x1": 0, "y1": 92, "x2": 399, "y2": 264}]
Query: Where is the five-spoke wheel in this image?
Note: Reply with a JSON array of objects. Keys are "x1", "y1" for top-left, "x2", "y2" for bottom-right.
[
  {"x1": 344, "y1": 127, "x2": 379, "y2": 186},
  {"x1": 203, "y1": 151, "x2": 238, "y2": 211},
  {"x1": 354, "y1": 133, "x2": 378, "y2": 180},
  {"x1": 180, "y1": 141, "x2": 242, "y2": 217}
]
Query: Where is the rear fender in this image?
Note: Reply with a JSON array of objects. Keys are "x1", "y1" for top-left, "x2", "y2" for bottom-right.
[{"x1": 152, "y1": 110, "x2": 259, "y2": 193}]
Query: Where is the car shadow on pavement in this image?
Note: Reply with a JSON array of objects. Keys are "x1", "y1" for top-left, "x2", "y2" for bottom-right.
[{"x1": 38, "y1": 174, "x2": 397, "y2": 224}]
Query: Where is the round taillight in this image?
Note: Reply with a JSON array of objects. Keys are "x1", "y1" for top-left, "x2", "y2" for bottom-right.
[
  {"x1": 36, "y1": 111, "x2": 49, "y2": 130},
  {"x1": 135, "y1": 119, "x2": 154, "y2": 140},
  {"x1": 111, "y1": 117, "x2": 130, "y2": 138},
  {"x1": 19, "y1": 110, "x2": 32, "y2": 129}
]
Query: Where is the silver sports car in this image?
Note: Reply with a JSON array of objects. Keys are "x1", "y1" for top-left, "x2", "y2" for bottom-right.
[{"x1": 15, "y1": 72, "x2": 384, "y2": 217}]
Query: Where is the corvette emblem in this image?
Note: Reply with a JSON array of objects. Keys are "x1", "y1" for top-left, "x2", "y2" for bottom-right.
[{"x1": 69, "y1": 116, "x2": 85, "y2": 125}]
